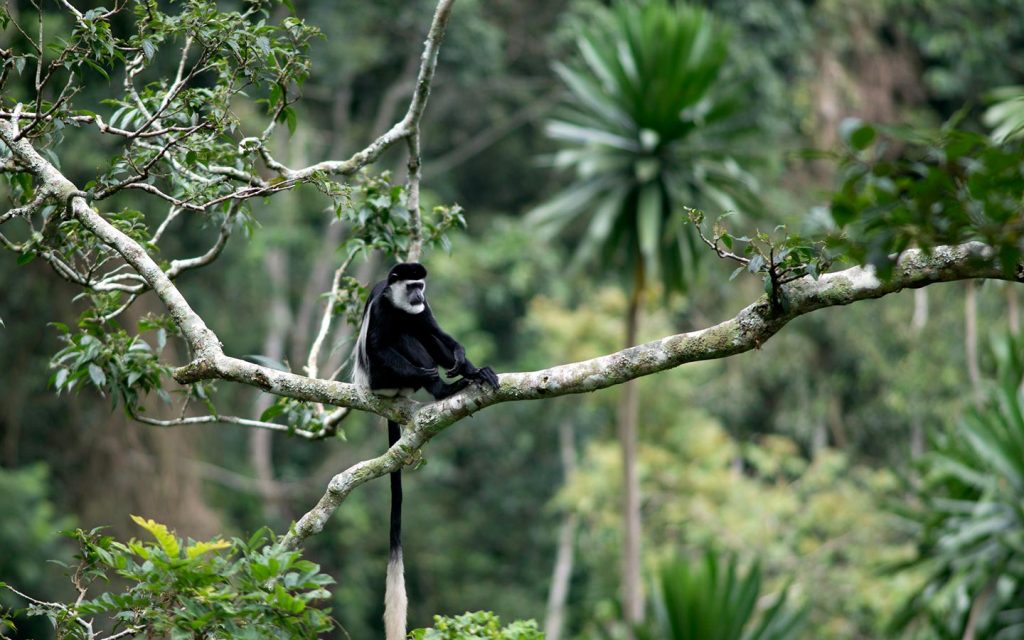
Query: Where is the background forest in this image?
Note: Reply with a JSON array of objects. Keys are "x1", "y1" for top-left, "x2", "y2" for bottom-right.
[{"x1": 2, "y1": 0, "x2": 1024, "y2": 638}]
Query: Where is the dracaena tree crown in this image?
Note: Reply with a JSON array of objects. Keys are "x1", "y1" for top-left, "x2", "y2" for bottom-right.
[{"x1": 530, "y1": 0, "x2": 759, "y2": 293}]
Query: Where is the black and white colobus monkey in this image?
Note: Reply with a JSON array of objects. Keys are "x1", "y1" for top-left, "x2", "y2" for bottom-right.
[{"x1": 352, "y1": 262, "x2": 499, "y2": 640}]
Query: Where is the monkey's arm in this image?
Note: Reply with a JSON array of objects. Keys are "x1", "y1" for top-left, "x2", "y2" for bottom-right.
[
  {"x1": 417, "y1": 308, "x2": 465, "y2": 370},
  {"x1": 418, "y1": 308, "x2": 499, "y2": 389},
  {"x1": 374, "y1": 345, "x2": 439, "y2": 382}
]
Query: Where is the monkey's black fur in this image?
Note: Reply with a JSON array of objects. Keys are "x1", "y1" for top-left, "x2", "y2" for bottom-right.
[
  {"x1": 353, "y1": 262, "x2": 498, "y2": 640},
  {"x1": 355, "y1": 262, "x2": 498, "y2": 396}
]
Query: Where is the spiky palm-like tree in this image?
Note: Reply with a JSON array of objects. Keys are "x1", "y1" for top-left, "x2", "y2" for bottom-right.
[
  {"x1": 530, "y1": 1, "x2": 758, "y2": 627},
  {"x1": 638, "y1": 552, "x2": 805, "y2": 640},
  {"x1": 892, "y1": 333, "x2": 1024, "y2": 639},
  {"x1": 530, "y1": 0, "x2": 758, "y2": 293}
]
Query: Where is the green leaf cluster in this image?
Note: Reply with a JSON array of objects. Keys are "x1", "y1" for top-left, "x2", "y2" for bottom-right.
[
  {"x1": 4, "y1": 522, "x2": 335, "y2": 640},
  {"x1": 410, "y1": 610, "x2": 544, "y2": 640},
  {"x1": 687, "y1": 209, "x2": 839, "y2": 312},
  {"x1": 50, "y1": 312, "x2": 173, "y2": 413},
  {"x1": 336, "y1": 170, "x2": 466, "y2": 262},
  {"x1": 259, "y1": 396, "x2": 340, "y2": 439},
  {"x1": 830, "y1": 120, "x2": 1024, "y2": 278}
]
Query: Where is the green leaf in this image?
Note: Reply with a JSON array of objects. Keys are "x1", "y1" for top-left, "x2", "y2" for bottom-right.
[
  {"x1": 82, "y1": 58, "x2": 110, "y2": 80},
  {"x1": 185, "y1": 539, "x2": 231, "y2": 559},
  {"x1": 851, "y1": 124, "x2": 876, "y2": 150},
  {"x1": 141, "y1": 39, "x2": 156, "y2": 61},
  {"x1": 830, "y1": 200, "x2": 857, "y2": 227},
  {"x1": 87, "y1": 363, "x2": 107, "y2": 388},
  {"x1": 260, "y1": 403, "x2": 286, "y2": 422},
  {"x1": 747, "y1": 253, "x2": 764, "y2": 273},
  {"x1": 283, "y1": 106, "x2": 297, "y2": 136},
  {"x1": 130, "y1": 515, "x2": 180, "y2": 558},
  {"x1": 637, "y1": 184, "x2": 662, "y2": 270}
]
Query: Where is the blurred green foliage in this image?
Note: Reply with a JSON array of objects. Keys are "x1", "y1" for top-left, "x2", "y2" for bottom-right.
[
  {"x1": 984, "y1": 86, "x2": 1024, "y2": 144},
  {"x1": 1, "y1": 0, "x2": 1023, "y2": 638},
  {"x1": 830, "y1": 120, "x2": 1024, "y2": 277},
  {"x1": 892, "y1": 333, "x2": 1024, "y2": 639},
  {"x1": 0, "y1": 465, "x2": 73, "y2": 640},
  {"x1": 561, "y1": 412, "x2": 919, "y2": 638}
]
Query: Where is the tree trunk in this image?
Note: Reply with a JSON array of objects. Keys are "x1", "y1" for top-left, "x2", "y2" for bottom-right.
[
  {"x1": 619, "y1": 265, "x2": 645, "y2": 634},
  {"x1": 912, "y1": 287, "x2": 929, "y2": 333},
  {"x1": 544, "y1": 419, "x2": 578, "y2": 640},
  {"x1": 910, "y1": 288, "x2": 928, "y2": 457},
  {"x1": 965, "y1": 280, "x2": 981, "y2": 396}
]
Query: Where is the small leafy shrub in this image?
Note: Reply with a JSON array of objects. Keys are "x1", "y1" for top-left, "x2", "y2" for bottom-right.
[
  {"x1": 411, "y1": 611, "x2": 544, "y2": 640},
  {"x1": 1, "y1": 518, "x2": 334, "y2": 640}
]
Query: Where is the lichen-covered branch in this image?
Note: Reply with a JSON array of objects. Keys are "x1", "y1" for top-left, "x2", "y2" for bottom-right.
[{"x1": 279, "y1": 241, "x2": 1022, "y2": 548}]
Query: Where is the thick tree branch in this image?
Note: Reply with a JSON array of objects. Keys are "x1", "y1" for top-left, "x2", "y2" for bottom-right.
[
  {"x1": 6, "y1": 105, "x2": 1022, "y2": 550},
  {"x1": 6, "y1": 0, "x2": 1018, "y2": 555},
  {"x1": 278, "y1": 241, "x2": 1022, "y2": 548}
]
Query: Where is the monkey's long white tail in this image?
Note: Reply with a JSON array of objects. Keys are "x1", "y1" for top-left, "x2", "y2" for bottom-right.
[
  {"x1": 385, "y1": 549, "x2": 407, "y2": 640},
  {"x1": 385, "y1": 419, "x2": 407, "y2": 640}
]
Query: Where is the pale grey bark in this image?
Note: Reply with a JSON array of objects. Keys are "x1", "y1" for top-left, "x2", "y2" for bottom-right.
[
  {"x1": 910, "y1": 288, "x2": 929, "y2": 458},
  {"x1": 544, "y1": 419, "x2": 578, "y2": 640},
  {"x1": 619, "y1": 282, "x2": 644, "y2": 633},
  {"x1": 912, "y1": 287, "x2": 929, "y2": 332},
  {"x1": 965, "y1": 280, "x2": 982, "y2": 394}
]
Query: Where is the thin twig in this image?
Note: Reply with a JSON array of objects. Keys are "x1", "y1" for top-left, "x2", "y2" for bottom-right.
[
  {"x1": 132, "y1": 411, "x2": 321, "y2": 439},
  {"x1": 305, "y1": 246, "x2": 360, "y2": 378},
  {"x1": 691, "y1": 215, "x2": 751, "y2": 265},
  {"x1": 165, "y1": 201, "x2": 241, "y2": 278}
]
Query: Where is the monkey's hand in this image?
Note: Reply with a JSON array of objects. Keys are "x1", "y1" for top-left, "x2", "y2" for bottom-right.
[
  {"x1": 417, "y1": 366, "x2": 439, "y2": 379},
  {"x1": 464, "y1": 365, "x2": 499, "y2": 390},
  {"x1": 446, "y1": 354, "x2": 498, "y2": 389}
]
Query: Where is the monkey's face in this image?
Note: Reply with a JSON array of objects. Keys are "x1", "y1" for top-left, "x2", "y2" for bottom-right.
[{"x1": 387, "y1": 279, "x2": 426, "y2": 314}]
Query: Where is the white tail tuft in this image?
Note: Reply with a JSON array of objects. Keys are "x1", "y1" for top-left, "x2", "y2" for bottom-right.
[{"x1": 384, "y1": 550, "x2": 407, "y2": 640}]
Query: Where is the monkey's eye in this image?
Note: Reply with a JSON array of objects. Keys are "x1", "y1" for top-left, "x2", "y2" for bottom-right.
[{"x1": 407, "y1": 282, "x2": 424, "y2": 291}]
